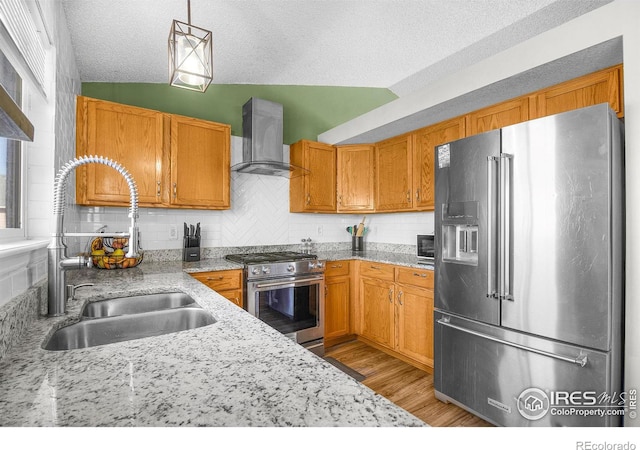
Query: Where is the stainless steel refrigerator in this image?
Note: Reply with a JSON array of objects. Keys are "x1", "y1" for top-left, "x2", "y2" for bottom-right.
[{"x1": 434, "y1": 103, "x2": 624, "y2": 427}]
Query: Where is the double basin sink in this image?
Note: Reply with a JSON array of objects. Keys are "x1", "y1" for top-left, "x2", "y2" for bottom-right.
[{"x1": 44, "y1": 292, "x2": 216, "y2": 351}]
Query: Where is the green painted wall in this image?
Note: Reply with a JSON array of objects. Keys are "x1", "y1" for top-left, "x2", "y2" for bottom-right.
[{"x1": 81, "y1": 83, "x2": 397, "y2": 144}]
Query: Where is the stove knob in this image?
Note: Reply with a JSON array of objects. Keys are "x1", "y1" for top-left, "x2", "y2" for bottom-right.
[
  {"x1": 262, "y1": 266, "x2": 271, "y2": 274},
  {"x1": 316, "y1": 261, "x2": 325, "y2": 269},
  {"x1": 287, "y1": 264, "x2": 296, "y2": 272},
  {"x1": 251, "y1": 267, "x2": 260, "y2": 275},
  {"x1": 308, "y1": 262, "x2": 317, "y2": 269}
]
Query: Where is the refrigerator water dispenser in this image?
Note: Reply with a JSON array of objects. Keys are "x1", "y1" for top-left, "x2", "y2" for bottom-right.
[{"x1": 441, "y1": 201, "x2": 479, "y2": 265}]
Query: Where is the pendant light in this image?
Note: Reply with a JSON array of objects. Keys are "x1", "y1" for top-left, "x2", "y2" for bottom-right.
[{"x1": 168, "y1": 0, "x2": 213, "y2": 92}]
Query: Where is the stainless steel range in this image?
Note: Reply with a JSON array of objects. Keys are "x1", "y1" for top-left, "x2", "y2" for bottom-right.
[{"x1": 225, "y1": 251, "x2": 326, "y2": 355}]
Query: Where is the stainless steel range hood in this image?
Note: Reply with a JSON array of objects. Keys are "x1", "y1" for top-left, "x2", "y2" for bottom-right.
[{"x1": 232, "y1": 97, "x2": 303, "y2": 177}]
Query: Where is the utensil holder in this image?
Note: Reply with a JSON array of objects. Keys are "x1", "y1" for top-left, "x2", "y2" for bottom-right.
[
  {"x1": 352, "y1": 236, "x2": 364, "y2": 252},
  {"x1": 183, "y1": 247, "x2": 201, "y2": 262}
]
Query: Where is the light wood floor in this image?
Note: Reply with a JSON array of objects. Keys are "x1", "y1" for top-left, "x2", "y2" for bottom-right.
[{"x1": 325, "y1": 340, "x2": 492, "y2": 427}]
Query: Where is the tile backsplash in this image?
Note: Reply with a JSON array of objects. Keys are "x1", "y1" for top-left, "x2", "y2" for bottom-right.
[{"x1": 74, "y1": 136, "x2": 434, "y2": 252}]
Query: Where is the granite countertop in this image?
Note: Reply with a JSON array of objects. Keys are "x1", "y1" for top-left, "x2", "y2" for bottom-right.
[
  {"x1": 315, "y1": 250, "x2": 434, "y2": 270},
  {"x1": 0, "y1": 256, "x2": 425, "y2": 427}
]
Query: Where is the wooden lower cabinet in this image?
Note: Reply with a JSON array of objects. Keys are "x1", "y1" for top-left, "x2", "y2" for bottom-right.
[
  {"x1": 324, "y1": 261, "x2": 354, "y2": 346},
  {"x1": 395, "y1": 282, "x2": 434, "y2": 367},
  {"x1": 190, "y1": 269, "x2": 243, "y2": 308},
  {"x1": 359, "y1": 276, "x2": 395, "y2": 348},
  {"x1": 354, "y1": 262, "x2": 434, "y2": 371}
]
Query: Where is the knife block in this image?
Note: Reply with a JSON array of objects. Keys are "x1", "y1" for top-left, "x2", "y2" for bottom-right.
[{"x1": 183, "y1": 247, "x2": 201, "y2": 262}]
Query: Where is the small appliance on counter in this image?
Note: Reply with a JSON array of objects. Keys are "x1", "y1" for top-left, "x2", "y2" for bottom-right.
[
  {"x1": 417, "y1": 234, "x2": 435, "y2": 263},
  {"x1": 183, "y1": 222, "x2": 201, "y2": 262}
]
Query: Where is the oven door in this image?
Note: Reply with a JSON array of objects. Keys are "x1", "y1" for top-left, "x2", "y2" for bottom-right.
[{"x1": 246, "y1": 275, "x2": 324, "y2": 346}]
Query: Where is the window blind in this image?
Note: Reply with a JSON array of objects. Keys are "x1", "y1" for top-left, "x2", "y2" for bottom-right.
[{"x1": 0, "y1": 0, "x2": 45, "y2": 89}]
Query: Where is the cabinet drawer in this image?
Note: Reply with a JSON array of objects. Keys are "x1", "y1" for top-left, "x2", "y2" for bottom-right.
[
  {"x1": 359, "y1": 262, "x2": 394, "y2": 281},
  {"x1": 191, "y1": 269, "x2": 242, "y2": 291},
  {"x1": 325, "y1": 260, "x2": 351, "y2": 277},
  {"x1": 395, "y1": 266, "x2": 434, "y2": 289}
]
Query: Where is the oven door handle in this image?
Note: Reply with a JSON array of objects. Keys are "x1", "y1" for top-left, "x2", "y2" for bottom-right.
[{"x1": 254, "y1": 275, "x2": 324, "y2": 289}]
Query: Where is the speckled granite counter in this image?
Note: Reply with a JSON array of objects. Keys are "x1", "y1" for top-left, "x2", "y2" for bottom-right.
[
  {"x1": 0, "y1": 258, "x2": 425, "y2": 427},
  {"x1": 316, "y1": 250, "x2": 434, "y2": 270}
]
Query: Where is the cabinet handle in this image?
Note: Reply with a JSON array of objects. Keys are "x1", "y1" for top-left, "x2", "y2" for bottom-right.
[
  {"x1": 407, "y1": 190, "x2": 411, "y2": 203},
  {"x1": 157, "y1": 181, "x2": 161, "y2": 197},
  {"x1": 338, "y1": 194, "x2": 342, "y2": 205},
  {"x1": 416, "y1": 189, "x2": 420, "y2": 202},
  {"x1": 330, "y1": 264, "x2": 343, "y2": 269},
  {"x1": 413, "y1": 272, "x2": 427, "y2": 278},
  {"x1": 206, "y1": 276, "x2": 225, "y2": 281},
  {"x1": 173, "y1": 183, "x2": 177, "y2": 198},
  {"x1": 370, "y1": 265, "x2": 381, "y2": 270},
  {"x1": 398, "y1": 290, "x2": 403, "y2": 305},
  {"x1": 388, "y1": 288, "x2": 394, "y2": 303},
  {"x1": 306, "y1": 194, "x2": 310, "y2": 205}
]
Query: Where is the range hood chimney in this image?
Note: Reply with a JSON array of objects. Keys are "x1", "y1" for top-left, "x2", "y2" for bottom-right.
[{"x1": 232, "y1": 97, "x2": 303, "y2": 177}]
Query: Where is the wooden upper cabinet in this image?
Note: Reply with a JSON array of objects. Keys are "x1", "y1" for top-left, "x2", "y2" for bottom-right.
[
  {"x1": 466, "y1": 97, "x2": 530, "y2": 136},
  {"x1": 412, "y1": 116, "x2": 465, "y2": 211},
  {"x1": 170, "y1": 115, "x2": 230, "y2": 208},
  {"x1": 375, "y1": 134, "x2": 413, "y2": 212},
  {"x1": 336, "y1": 144, "x2": 375, "y2": 212},
  {"x1": 533, "y1": 64, "x2": 623, "y2": 119},
  {"x1": 76, "y1": 96, "x2": 231, "y2": 210},
  {"x1": 290, "y1": 140, "x2": 337, "y2": 212},
  {"x1": 76, "y1": 96, "x2": 165, "y2": 206}
]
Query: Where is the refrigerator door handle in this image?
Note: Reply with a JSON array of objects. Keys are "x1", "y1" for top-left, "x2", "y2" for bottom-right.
[
  {"x1": 437, "y1": 317, "x2": 588, "y2": 367},
  {"x1": 487, "y1": 156, "x2": 498, "y2": 299},
  {"x1": 499, "y1": 153, "x2": 514, "y2": 301}
]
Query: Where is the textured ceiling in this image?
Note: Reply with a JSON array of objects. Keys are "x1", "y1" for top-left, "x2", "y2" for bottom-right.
[{"x1": 61, "y1": 0, "x2": 612, "y2": 97}]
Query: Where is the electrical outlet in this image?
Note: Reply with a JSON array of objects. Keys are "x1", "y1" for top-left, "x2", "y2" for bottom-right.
[
  {"x1": 169, "y1": 225, "x2": 178, "y2": 240},
  {"x1": 317, "y1": 225, "x2": 323, "y2": 236}
]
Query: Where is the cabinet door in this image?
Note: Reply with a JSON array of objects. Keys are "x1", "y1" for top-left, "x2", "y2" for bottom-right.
[
  {"x1": 336, "y1": 144, "x2": 375, "y2": 212},
  {"x1": 325, "y1": 276, "x2": 350, "y2": 340},
  {"x1": 359, "y1": 277, "x2": 395, "y2": 348},
  {"x1": 396, "y1": 283, "x2": 434, "y2": 367},
  {"x1": 375, "y1": 134, "x2": 413, "y2": 211},
  {"x1": 220, "y1": 289, "x2": 243, "y2": 308},
  {"x1": 290, "y1": 140, "x2": 336, "y2": 212},
  {"x1": 535, "y1": 64, "x2": 623, "y2": 119},
  {"x1": 466, "y1": 97, "x2": 529, "y2": 136},
  {"x1": 412, "y1": 116, "x2": 465, "y2": 211},
  {"x1": 170, "y1": 115, "x2": 230, "y2": 208},
  {"x1": 77, "y1": 97, "x2": 164, "y2": 206}
]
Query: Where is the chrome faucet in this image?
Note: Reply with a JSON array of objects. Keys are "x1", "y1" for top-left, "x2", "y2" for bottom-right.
[{"x1": 47, "y1": 155, "x2": 140, "y2": 316}]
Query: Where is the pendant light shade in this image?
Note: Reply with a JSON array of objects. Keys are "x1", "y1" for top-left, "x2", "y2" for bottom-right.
[{"x1": 168, "y1": 1, "x2": 213, "y2": 92}]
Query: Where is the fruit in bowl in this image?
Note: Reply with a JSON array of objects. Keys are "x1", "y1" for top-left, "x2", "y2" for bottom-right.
[{"x1": 90, "y1": 236, "x2": 143, "y2": 269}]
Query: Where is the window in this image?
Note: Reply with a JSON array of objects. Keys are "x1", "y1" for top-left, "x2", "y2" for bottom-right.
[{"x1": 0, "y1": 47, "x2": 23, "y2": 233}]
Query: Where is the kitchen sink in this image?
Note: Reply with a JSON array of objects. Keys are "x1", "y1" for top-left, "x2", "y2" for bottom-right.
[
  {"x1": 82, "y1": 292, "x2": 196, "y2": 318},
  {"x1": 44, "y1": 293, "x2": 216, "y2": 351}
]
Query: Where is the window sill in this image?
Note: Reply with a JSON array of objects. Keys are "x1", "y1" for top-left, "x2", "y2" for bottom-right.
[{"x1": 0, "y1": 239, "x2": 48, "y2": 258}]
